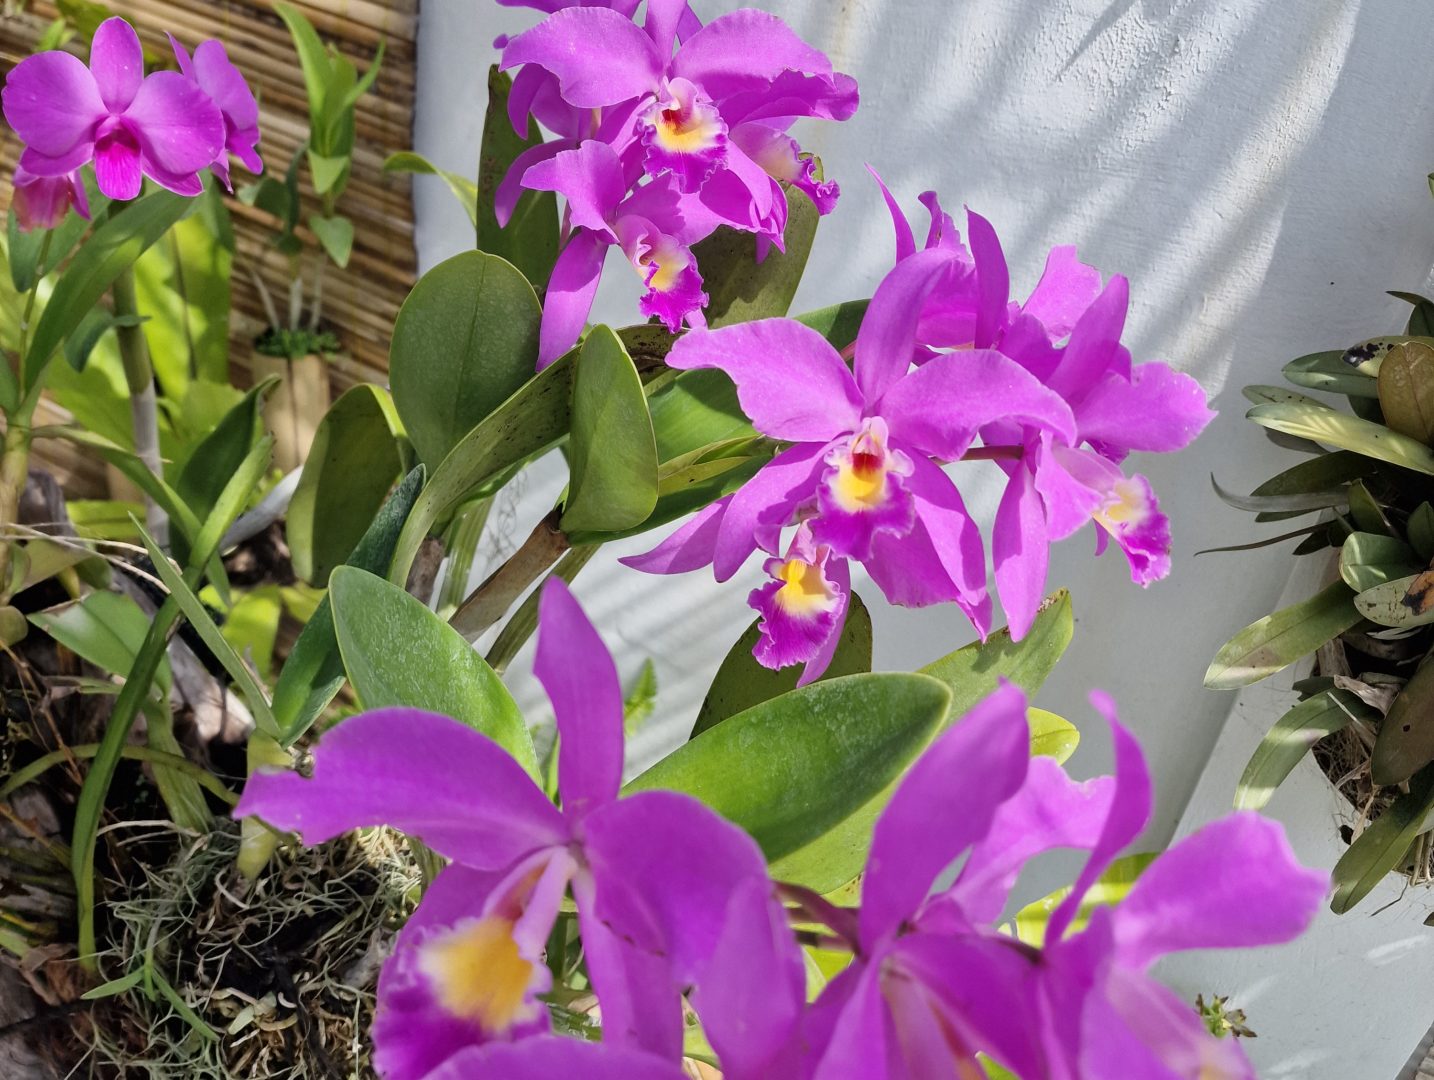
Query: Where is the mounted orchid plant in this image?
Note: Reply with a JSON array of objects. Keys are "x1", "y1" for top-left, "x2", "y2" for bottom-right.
[{"x1": 0, "y1": 2, "x2": 1327, "y2": 1078}]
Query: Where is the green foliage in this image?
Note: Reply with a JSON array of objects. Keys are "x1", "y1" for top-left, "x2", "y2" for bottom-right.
[
  {"x1": 389, "y1": 250, "x2": 542, "y2": 468},
  {"x1": 329, "y1": 567, "x2": 538, "y2": 777},
  {"x1": 28, "y1": 590, "x2": 171, "y2": 696},
  {"x1": 1234, "y1": 690, "x2": 1379, "y2": 810},
  {"x1": 559, "y1": 327, "x2": 659, "y2": 533},
  {"x1": 253, "y1": 326, "x2": 341, "y2": 360},
  {"x1": 1331, "y1": 766, "x2": 1434, "y2": 913},
  {"x1": 626, "y1": 672, "x2": 951, "y2": 861},
  {"x1": 287, "y1": 385, "x2": 405, "y2": 585},
  {"x1": 385, "y1": 151, "x2": 478, "y2": 227},
  {"x1": 695, "y1": 183, "x2": 820, "y2": 326},
  {"x1": 476, "y1": 66, "x2": 559, "y2": 288},
  {"x1": 1205, "y1": 582, "x2": 1361, "y2": 691}
]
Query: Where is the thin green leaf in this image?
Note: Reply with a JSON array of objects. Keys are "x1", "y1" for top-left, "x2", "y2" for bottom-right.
[
  {"x1": 1330, "y1": 766, "x2": 1434, "y2": 913},
  {"x1": 477, "y1": 65, "x2": 559, "y2": 287},
  {"x1": 1234, "y1": 690, "x2": 1378, "y2": 810},
  {"x1": 1246, "y1": 403, "x2": 1434, "y2": 475},
  {"x1": 1281, "y1": 351, "x2": 1379, "y2": 398},
  {"x1": 1204, "y1": 581, "x2": 1361, "y2": 690},
  {"x1": 385, "y1": 151, "x2": 478, "y2": 226}
]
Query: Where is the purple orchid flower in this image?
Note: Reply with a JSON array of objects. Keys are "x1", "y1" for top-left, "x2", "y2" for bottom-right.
[
  {"x1": 623, "y1": 250, "x2": 1078, "y2": 681},
  {"x1": 424, "y1": 1035, "x2": 686, "y2": 1080},
  {"x1": 874, "y1": 179, "x2": 1216, "y2": 638},
  {"x1": 500, "y1": 3, "x2": 855, "y2": 232},
  {"x1": 785, "y1": 683, "x2": 1325, "y2": 1079},
  {"x1": 236, "y1": 579, "x2": 787, "y2": 1078},
  {"x1": 522, "y1": 139, "x2": 715, "y2": 365},
  {"x1": 167, "y1": 33, "x2": 263, "y2": 191},
  {"x1": 9, "y1": 165, "x2": 89, "y2": 232},
  {"x1": 2, "y1": 17, "x2": 225, "y2": 200}
]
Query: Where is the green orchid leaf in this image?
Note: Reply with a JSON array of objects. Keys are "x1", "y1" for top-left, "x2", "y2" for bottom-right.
[
  {"x1": 1409, "y1": 502, "x2": 1434, "y2": 561},
  {"x1": 1371, "y1": 659, "x2": 1434, "y2": 786},
  {"x1": 1353, "y1": 571, "x2": 1434, "y2": 629},
  {"x1": 794, "y1": 299, "x2": 869, "y2": 351},
  {"x1": 24, "y1": 190, "x2": 194, "y2": 385},
  {"x1": 308, "y1": 213, "x2": 354, "y2": 268},
  {"x1": 1241, "y1": 384, "x2": 1333, "y2": 409},
  {"x1": 28, "y1": 591, "x2": 171, "y2": 694},
  {"x1": 560, "y1": 326, "x2": 659, "y2": 534},
  {"x1": 329, "y1": 566, "x2": 538, "y2": 777},
  {"x1": 1246, "y1": 403, "x2": 1434, "y2": 475},
  {"x1": 626, "y1": 672, "x2": 951, "y2": 861},
  {"x1": 389, "y1": 250, "x2": 541, "y2": 468},
  {"x1": 1028, "y1": 708, "x2": 1079, "y2": 764},
  {"x1": 477, "y1": 65, "x2": 559, "y2": 288},
  {"x1": 287, "y1": 385, "x2": 405, "y2": 586},
  {"x1": 1331, "y1": 766, "x2": 1434, "y2": 914},
  {"x1": 769, "y1": 591, "x2": 1074, "y2": 892},
  {"x1": 1378, "y1": 340, "x2": 1434, "y2": 444},
  {"x1": 272, "y1": 467, "x2": 424, "y2": 745},
  {"x1": 1012, "y1": 853, "x2": 1157, "y2": 946},
  {"x1": 1281, "y1": 351, "x2": 1378, "y2": 398},
  {"x1": 1235, "y1": 690, "x2": 1379, "y2": 810},
  {"x1": 385, "y1": 151, "x2": 479, "y2": 227},
  {"x1": 692, "y1": 594, "x2": 873, "y2": 737},
  {"x1": 1205, "y1": 581, "x2": 1361, "y2": 690},
  {"x1": 1339, "y1": 532, "x2": 1419, "y2": 592},
  {"x1": 696, "y1": 183, "x2": 819, "y2": 326},
  {"x1": 63, "y1": 310, "x2": 147, "y2": 373}
]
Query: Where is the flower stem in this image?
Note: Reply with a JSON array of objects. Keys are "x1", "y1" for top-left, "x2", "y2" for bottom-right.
[
  {"x1": 959, "y1": 444, "x2": 1024, "y2": 462},
  {"x1": 449, "y1": 508, "x2": 571, "y2": 642},
  {"x1": 111, "y1": 268, "x2": 167, "y2": 545},
  {"x1": 485, "y1": 544, "x2": 599, "y2": 675}
]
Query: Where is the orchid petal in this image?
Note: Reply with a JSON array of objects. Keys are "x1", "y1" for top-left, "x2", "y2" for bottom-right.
[
  {"x1": 860, "y1": 683, "x2": 1031, "y2": 945},
  {"x1": 939, "y1": 758, "x2": 1116, "y2": 926},
  {"x1": 854, "y1": 247, "x2": 958, "y2": 402},
  {"x1": 1, "y1": 51, "x2": 104, "y2": 159},
  {"x1": 535, "y1": 579, "x2": 624, "y2": 816},
  {"x1": 877, "y1": 349, "x2": 1077, "y2": 461},
  {"x1": 1074, "y1": 361, "x2": 1216, "y2": 453},
  {"x1": 234, "y1": 707, "x2": 567, "y2": 867},
  {"x1": 720, "y1": 69, "x2": 860, "y2": 127},
  {"x1": 501, "y1": 9, "x2": 663, "y2": 107},
  {"x1": 125, "y1": 70, "x2": 225, "y2": 176},
  {"x1": 868, "y1": 165, "x2": 915, "y2": 263},
  {"x1": 90, "y1": 17, "x2": 143, "y2": 112},
  {"x1": 18, "y1": 143, "x2": 96, "y2": 178},
  {"x1": 538, "y1": 228, "x2": 608, "y2": 368},
  {"x1": 666, "y1": 320, "x2": 863, "y2": 441},
  {"x1": 584, "y1": 790, "x2": 772, "y2": 979},
  {"x1": 1022, "y1": 245, "x2": 1104, "y2": 340},
  {"x1": 427, "y1": 1036, "x2": 686, "y2": 1080},
  {"x1": 673, "y1": 10, "x2": 832, "y2": 98},
  {"x1": 645, "y1": 0, "x2": 689, "y2": 58},
  {"x1": 497, "y1": 139, "x2": 566, "y2": 227},
  {"x1": 992, "y1": 464, "x2": 1049, "y2": 641},
  {"x1": 797, "y1": 552, "x2": 850, "y2": 686},
  {"x1": 1110, "y1": 812, "x2": 1325, "y2": 970},
  {"x1": 1046, "y1": 274, "x2": 1130, "y2": 402},
  {"x1": 522, "y1": 139, "x2": 625, "y2": 232},
  {"x1": 904, "y1": 452, "x2": 990, "y2": 634},
  {"x1": 967, "y1": 208, "x2": 1010, "y2": 349},
  {"x1": 1045, "y1": 693, "x2": 1152, "y2": 944},
  {"x1": 713, "y1": 441, "x2": 827, "y2": 581},
  {"x1": 864, "y1": 513, "x2": 960, "y2": 609},
  {"x1": 94, "y1": 135, "x2": 142, "y2": 201},
  {"x1": 810, "y1": 965, "x2": 893, "y2": 1080},
  {"x1": 620, "y1": 496, "x2": 728, "y2": 575},
  {"x1": 506, "y1": 62, "x2": 548, "y2": 138}
]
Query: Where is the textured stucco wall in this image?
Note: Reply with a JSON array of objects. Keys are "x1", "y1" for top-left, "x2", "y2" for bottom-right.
[{"x1": 412, "y1": 1, "x2": 1434, "y2": 848}]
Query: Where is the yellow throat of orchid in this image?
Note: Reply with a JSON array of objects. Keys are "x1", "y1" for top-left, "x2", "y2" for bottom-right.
[
  {"x1": 653, "y1": 103, "x2": 724, "y2": 154},
  {"x1": 1092, "y1": 477, "x2": 1148, "y2": 533},
  {"x1": 418, "y1": 915, "x2": 536, "y2": 1033},
  {"x1": 774, "y1": 556, "x2": 834, "y2": 616},
  {"x1": 830, "y1": 426, "x2": 894, "y2": 513}
]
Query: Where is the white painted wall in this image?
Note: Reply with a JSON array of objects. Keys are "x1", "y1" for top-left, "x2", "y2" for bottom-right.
[{"x1": 411, "y1": 0, "x2": 1434, "y2": 849}]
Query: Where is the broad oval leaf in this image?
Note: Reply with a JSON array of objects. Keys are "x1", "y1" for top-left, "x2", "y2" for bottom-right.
[
  {"x1": 1339, "y1": 532, "x2": 1419, "y2": 592},
  {"x1": 24, "y1": 190, "x2": 194, "y2": 384},
  {"x1": 1378, "y1": 341, "x2": 1434, "y2": 445},
  {"x1": 1371, "y1": 659, "x2": 1434, "y2": 786},
  {"x1": 624, "y1": 672, "x2": 951, "y2": 861},
  {"x1": 1028, "y1": 708, "x2": 1079, "y2": 764},
  {"x1": 1246, "y1": 403, "x2": 1434, "y2": 476},
  {"x1": 692, "y1": 593, "x2": 873, "y2": 737},
  {"x1": 1234, "y1": 689, "x2": 1378, "y2": 810},
  {"x1": 1281, "y1": 351, "x2": 1378, "y2": 399},
  {"x1": 477, "y1": 65, "x2": 559, "y2": 288},
  {"x1": 559, "y1": 326, "x2": 659, "y2": 534},
  {"x1": 769, "y1": 591, "x2": 1074, "y2": 892},
  {"x1": 287, "y1": 385, "x2": 405, "y2": 585},
  {"x1": 272, "y1": 467, "x2": 424, "y2": 745},
  {"x1": 1353, "y1": 572, "x2": 1434, "y2": 629},
  {"x1": 389, "y1": 249, "x2": 541, "y2": 468},
  {"x1": 1330, "y1": 766, "x2": 1434, "y2": 914},
  {"x1": 329, "y1": 566, "x2": 537, "y2": 777},
  {"x1": 1204, "y1": 581, "x2": 1361, "y2": 690},
  {"x1": 696, "y1": 183, "x2": 819, "y2": 327},
  {"x1": 794, "y1": 299, "x2": 869, "y2": 351}
]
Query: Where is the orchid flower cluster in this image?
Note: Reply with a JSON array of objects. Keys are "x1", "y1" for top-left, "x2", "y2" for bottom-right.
[
  {"x1": 495, "y1": 0, "x2": 857, "y2": 364},
  {"x1": 238, "y1": 578, "x2": 1326, "y2": 1080},
  {"x1": 1, "y1": 16, "x2": 260, "y2": 229},
  {"x1": 624, "y1": 185, "x2": 1215, "y2": 683}
]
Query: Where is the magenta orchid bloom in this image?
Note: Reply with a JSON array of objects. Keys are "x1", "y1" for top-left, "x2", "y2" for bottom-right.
[
  {"x1": 874, "y1": 181, "x2": 1217, "y2": 638},
  {"x1": 10, "y1": 165, "x2": 89, "y2": 232},
  {"x1": 786, "y1": 684, "x2": 1325, "y2": 1079},
  {"x1": 623, "y1": 251, "x2": 1078, "y2": 682},
  {"x1": 425, "y1": 1035, "x2": 685, "y2": 1080},
  {"x1": 501, "y1": 2, "x2": 855, "y2": 227},
  {"x1": 236, "y1": 579, "x2": 785, "y2": 1079},
  {"x1": 523, "y1": 140, "x2": 713, "y2": 364},
  {"x1": 167, "y1": 33, "x2": 262, "y2": 190},
  {"x1": 2, "y1": 17, "x2": 225, "y2": 200}
]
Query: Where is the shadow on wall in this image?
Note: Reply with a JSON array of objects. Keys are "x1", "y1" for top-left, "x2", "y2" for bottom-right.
[{"x1": 413, "y1": 0, "x2": 1434, "y2": 841}]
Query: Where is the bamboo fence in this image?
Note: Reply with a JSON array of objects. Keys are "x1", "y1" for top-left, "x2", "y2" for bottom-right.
[{"x1": 0, "y1": 0, "x2": 420, "y2": 495}]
